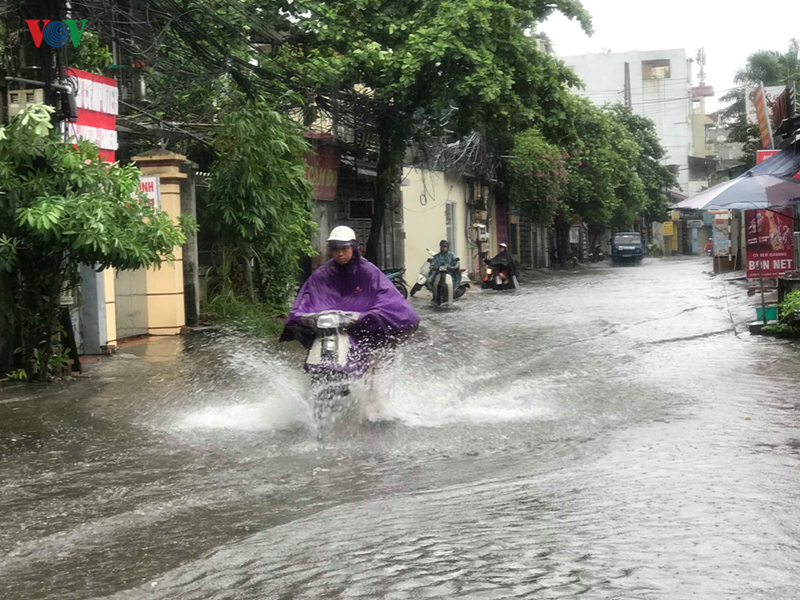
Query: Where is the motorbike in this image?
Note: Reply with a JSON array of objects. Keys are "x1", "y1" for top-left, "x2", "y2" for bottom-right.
[
  {"x1": 409, "y1": 249, "x2": 469, "y2": 304},
  {"x1": 588, "y1": 245, "x2": 605, "y2": 262},
  {"x1": 382, "y1": 267, "x2": 409, "y2": 299},
  {"x1": 300, "y1": 310, "x2": 364, "y2": 438},
  {"x1": 482, "y1": 258, "x2": 520, "y2": 290}
]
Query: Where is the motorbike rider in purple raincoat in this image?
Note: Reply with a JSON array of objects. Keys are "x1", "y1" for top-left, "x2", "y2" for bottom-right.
[{"x1": 280, "y1": 226, "x2": 420, "y2": 376}]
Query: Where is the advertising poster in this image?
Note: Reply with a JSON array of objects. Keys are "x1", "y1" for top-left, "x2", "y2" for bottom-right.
[
  {"x1": 711, "y1": 211, "x2": 731, "y2": 256},
  {"x1": 745, "y1": 209, "x2": 794, "y2": 279}
]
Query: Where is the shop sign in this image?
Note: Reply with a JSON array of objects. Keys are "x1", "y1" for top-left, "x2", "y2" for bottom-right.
[
  {"x1": 663, "y1": 221, "x2": 674, "y2": 236},
  {"x1": 62, "y1": 68, "x2": 118, "y2": 162},
  {"x1": 757, "y1": 149, "x2": 780, "y2": 164},
  {"x1": 687, "y1": 220, "x2": 703, "y2": 228},
  {"x1": 712, "y1": 221, "x2": 731, "y2": 256},
  {"x1": 138, "y1": 176, "x2": 161, "y2": 209},
  {"x1": 304, "y1": 135, "x2": 341, "y2": 202},
  {"x1": 745, "y1": 209, "x2": 794, "y2": 278},
  {"x1": 746, "y1": 85, "x2": 785, "y2": 125}
]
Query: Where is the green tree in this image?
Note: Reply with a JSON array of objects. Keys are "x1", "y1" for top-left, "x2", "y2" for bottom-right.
[
  {"x1": 0, "y1": 105, "x2": 192, "y2": 380},
  {"x1": 551, "y1": 97, "x2": 645, "y2": 266},
  {"x1": 607, "y1": 104, "x2": 677, "y2": 224},
  {"x1": 204, "y1": 97, "x2": 317, "y2": 310},
  {"x1": 68, "y1": 31, "x2": 113, "y2": 74},
  {"x1": 295, "y1": 0, "x2": 592, "y2": 263},
  {"x1": 507, "y1": 128, "x2": 568, "y2": 223}
]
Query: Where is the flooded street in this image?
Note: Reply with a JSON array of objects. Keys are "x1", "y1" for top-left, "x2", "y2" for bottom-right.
[{"x1": 2, "y1": 257, "x2": 800, "y2": 599}]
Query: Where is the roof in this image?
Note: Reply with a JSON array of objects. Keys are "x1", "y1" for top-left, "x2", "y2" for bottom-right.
[{"x1": 749, "y1": 139, "x2": 800, "y2": 178}]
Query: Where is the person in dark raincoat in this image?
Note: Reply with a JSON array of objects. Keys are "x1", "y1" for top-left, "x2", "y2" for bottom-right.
[
  {"x1": 488, "y1": 243, "x2": 516, "y2": 276},
  {"x1": 428, "y1": 240, "x2": 461, "y2": 288},
  {"x1": 486, "y1": 243, "x2": 520, "y2": 290},
  {"x1": 280, "y1": 226, "x2": 419, "y2": 367}
]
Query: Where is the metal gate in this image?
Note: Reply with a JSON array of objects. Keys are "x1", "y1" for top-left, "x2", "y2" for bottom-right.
[{"x1": 114, "y1": 269, "x2": 149, "y2": 340}]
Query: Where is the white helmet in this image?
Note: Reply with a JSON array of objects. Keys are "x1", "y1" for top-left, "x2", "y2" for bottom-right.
[
  {"x1": 499, "y1": 243, "x2": 508, "y2": 249},
  {"x1": 327, "y1": 226, "x2": 357, "y2": 243}
]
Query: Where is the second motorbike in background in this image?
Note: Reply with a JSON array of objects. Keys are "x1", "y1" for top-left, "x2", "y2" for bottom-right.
[
  {"x1": 410, "y1": 249, "x2": 470, "y2": 305},
  {"x1": 382, "y1": 267, "x2": 409, "y2": 299},
  {"x1": 482, "y1": 258, "x2": 520, "y2": 290}
]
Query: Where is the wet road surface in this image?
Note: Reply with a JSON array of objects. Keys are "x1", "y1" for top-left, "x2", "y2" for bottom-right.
[{"x1": 2, "y1": 257, "x2": 800, "y2": 599}]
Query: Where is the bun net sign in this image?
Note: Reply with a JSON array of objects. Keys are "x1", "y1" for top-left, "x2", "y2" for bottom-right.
[
  {"x1": 745, "y1": 209, "x2": 794, "y2": 279},
  {"x1": 63, "y1": 68, "x2": 118, "y2": 162}
]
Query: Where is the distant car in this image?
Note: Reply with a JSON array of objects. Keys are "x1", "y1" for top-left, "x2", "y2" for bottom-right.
[{"x1": 610, "y1": 232, "x2": 644, "y2": 264}]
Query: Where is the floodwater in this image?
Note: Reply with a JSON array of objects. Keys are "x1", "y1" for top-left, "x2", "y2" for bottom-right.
[{"x1": 2, "y1": 257, "x2": 800, "y2": 599}]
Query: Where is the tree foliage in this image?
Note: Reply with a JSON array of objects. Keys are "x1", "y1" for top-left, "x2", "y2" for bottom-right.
[
  {"x1": 607, "y1": 104, "x2": 677, "y2": 224},
  {"x1": 204, "y1": 97, "x2": 317, "y2": 309},
  {"x1": 294, "y1": 0, "x2": 592, "y2": 262},
  {"x1": 0, "y1": 105, "x2": 192, "y2": 380},
  {"x1": 558, "y1": 97, "x2": 644, "y2": 228},
  {"x1": 508, "y1": 129, "x2": 568, "y2": 223},
  {"x1": 68, "y1": 32, "x2": 113, "y2": 75}
]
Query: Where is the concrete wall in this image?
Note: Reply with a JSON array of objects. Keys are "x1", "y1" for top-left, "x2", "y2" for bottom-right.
[
  {"x1": 402, "y1": 167, "x2": 471, "y2": 277},
  {"x1": 561, "y1": 49, "x2": 693, "y2": 189}
]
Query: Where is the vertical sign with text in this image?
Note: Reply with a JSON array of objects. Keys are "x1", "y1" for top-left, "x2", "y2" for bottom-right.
[
  {"x1": 745, "y1": 209, "x2": 794, "y2": 279},
  {"x1": 138, "y1": 176, "x2": 161, "y2": 209}
]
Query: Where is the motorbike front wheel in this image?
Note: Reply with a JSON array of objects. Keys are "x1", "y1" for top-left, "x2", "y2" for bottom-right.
[
  {"x1": 393, "y1": 280, "x2": 409, "y2": 300},
  {"x1": 311, "y1": 375, "x2": 350, "y2": 439}
]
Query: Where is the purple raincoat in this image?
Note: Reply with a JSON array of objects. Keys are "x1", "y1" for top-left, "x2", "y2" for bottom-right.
[{"x1": 280, "y1": 251, "x2": 419, "y2": 370}]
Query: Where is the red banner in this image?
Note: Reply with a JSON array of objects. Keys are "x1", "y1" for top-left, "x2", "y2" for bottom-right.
[
  {"x1": 304, "y1": 133, "x2": 340, "y2": 201},
  {"x1": 745, "y1": 209, "x2": 794, "y2": 278},
  {"x1": 63, "y1": 68, "x2": 118, "y2": 162},
  {"x1": 756, "y1": 150, "x2": 780, "y2": 164}
]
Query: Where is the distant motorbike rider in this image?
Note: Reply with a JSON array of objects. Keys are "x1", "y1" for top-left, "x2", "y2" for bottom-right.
[
  {"x1": 484, "y1": 242, "x2": 520, "y2": 290},
  {"x1": 428, "y1": 240, "x2": 461, "y2": 288},
  {"x1": 280, "y1": 226, "x2": 419, "y2": 353},
  {"x1": 487, "y1": 243, "x2": 517, "y2": 277}
]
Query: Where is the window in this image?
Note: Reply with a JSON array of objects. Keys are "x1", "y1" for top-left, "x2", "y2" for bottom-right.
[
  {"x1": 348, "y1": 198, "x2": 373, "y2": 219},
  {"x1": 445, "y1": 202, "x2": 456, "y2": 253},
  {"x1": 642, "y1": 59, "x2": 671, "y2": 80}
]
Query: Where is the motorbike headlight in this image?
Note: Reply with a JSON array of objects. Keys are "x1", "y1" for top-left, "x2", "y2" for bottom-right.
[
  {"x1": 486, "y1": 268, "x2": 493, "y2": 274},
  {"x1": 317, "y1": 314, "x2": 340, "y2": 329}
]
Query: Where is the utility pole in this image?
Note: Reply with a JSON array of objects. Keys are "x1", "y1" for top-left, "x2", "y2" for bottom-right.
[{"x1": 623, "y1": 62, "x2": 632, "y2": 108}]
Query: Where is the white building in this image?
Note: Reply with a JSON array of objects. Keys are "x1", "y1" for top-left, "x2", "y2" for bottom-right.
[{"x1": 560, "y1": 49, "x2": 694, "y2": 190}]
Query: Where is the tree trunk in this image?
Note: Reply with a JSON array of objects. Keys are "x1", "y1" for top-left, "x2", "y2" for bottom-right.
[
  {"x1": 366, "y1": 111, "x2": 407, "y2": 266},
  {"x1": 0, "y1": 272, "x2": 13, "y2": 375},
  {"x1": 554, "y1": 212, "x2": 572, "y2": 269}
]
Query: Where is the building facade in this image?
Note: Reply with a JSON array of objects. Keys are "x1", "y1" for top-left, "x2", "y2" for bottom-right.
[
  {"x1": 560, "y1": 49, "x2": 694, "y2": 190},
  {"x1": 402, "y1": 167, "x2": 472, "y2": 280}
]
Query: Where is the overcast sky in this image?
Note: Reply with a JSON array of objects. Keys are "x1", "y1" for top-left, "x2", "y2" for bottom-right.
[{"x1": 542, "y1": 0, "x2": 799, "y2": 112}]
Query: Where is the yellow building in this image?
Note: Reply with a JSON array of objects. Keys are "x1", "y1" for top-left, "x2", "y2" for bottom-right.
[{"x1": 402, "y1": 167, "x2": 472, "y2": 279}]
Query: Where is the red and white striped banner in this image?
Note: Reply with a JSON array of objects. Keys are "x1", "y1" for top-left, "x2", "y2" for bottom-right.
[{"x1": 63, "y1": 68, "x2": 118, "y2": 162}]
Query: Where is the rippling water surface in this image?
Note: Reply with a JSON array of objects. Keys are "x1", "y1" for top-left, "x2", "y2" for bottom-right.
[{"x1": 2, "y1": 257, "x2": 800, "y2": 599}]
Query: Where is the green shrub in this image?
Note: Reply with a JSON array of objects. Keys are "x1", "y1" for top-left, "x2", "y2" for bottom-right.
[{"x1": 764, "y1": 291, "x2": 800, "y2": 338}]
